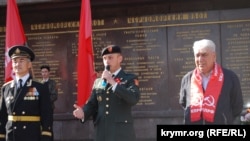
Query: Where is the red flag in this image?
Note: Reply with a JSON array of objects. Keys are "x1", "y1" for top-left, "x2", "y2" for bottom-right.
[
  {"x1": 5, "y1": 0, "x2": 27, "y2": 82},
  {"x1": 77, "y1": 0, "x2": 96, "y2": 106}
]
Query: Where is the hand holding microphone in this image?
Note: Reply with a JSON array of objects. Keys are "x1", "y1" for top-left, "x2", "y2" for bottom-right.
[
  {"x1": 103, "y1": 65, "x2": 110, "y2": 83},
  {"x1": 102, "y1": 65, "x2": 110, "y2": 86}
]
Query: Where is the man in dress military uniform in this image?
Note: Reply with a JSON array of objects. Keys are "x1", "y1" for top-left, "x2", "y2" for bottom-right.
[
  {"x1": 73, "y1": 45, "x2": 140, "y2": 141},
  {"x1": 0, "y1": 45, "x2": 53, "y2": 141}
]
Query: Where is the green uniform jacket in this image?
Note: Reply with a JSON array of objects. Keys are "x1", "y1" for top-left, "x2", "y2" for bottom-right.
[
  {"x1": 83, "y1": 69, "x2": 140, "y2": 141},
  {"x1": 0, "y1": 77, "x2": 53, "y2": 141}
]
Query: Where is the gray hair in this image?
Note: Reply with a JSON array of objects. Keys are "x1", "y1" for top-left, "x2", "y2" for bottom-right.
[{"x1": 192, "y1": 39, "x2": 216, "y2": 53}]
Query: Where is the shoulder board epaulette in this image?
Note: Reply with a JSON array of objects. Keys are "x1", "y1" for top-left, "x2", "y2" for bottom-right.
[{"x1": 2, "y1": 80, "x2": 14, "y2": 87}]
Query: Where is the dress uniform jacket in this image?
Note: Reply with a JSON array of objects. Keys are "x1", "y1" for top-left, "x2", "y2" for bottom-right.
[
  {"x1": 83, "y1": 69, "x2": 140, "y2": 141},
  {"x1": 0, "y1": 77, "x2": 53, "y2": 141}
]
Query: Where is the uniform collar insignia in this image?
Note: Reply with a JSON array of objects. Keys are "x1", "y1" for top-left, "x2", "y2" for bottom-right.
[{"x1": 26, "y1": 79, "x2": 32, "y2": 86}]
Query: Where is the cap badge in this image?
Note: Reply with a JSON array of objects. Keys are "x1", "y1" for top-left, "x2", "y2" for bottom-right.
[
  {"x1": 108, "y1": 47, "x2": 112, "y2": 53},
  {"x1": 15, "y1": 48, "x2": 21, "y2": 54}
]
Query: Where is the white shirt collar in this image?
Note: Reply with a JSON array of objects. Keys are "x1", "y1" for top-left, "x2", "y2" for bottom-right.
[
  {"x1": 112, "y1": 67, "x2": 121, "y2": 77},
  {"x1": 42, "y1": 78, "x2": 49, "y2": 82},
  {"x1": 16, "y1": 73, "x2": 30, "y2": 86}
]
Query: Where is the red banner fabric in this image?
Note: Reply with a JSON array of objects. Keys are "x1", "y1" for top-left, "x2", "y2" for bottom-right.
[
  {"x1": 5, "y1": 0, "x2": 27, "y2": 82},
  {"x1": 77, "y1": 0, "x2": 96, "y2": 106}
]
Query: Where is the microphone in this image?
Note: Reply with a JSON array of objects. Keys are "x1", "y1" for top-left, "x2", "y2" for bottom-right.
[
  {"x1": 105, "y1": 65, "x2": 110, "y2": 71},
  {"x1": 102, "y1": 65, "x2": 110, "y2": 86}
]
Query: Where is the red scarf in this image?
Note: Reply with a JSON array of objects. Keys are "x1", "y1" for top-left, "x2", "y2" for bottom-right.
[{"x1": 190, "y1": 63, "x2": 224, "y2": 122}]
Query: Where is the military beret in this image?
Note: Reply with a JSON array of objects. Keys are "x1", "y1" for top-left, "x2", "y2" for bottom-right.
[
  {"x1": 8, "y1": 45, "x2": 35, "y2": 61},
  {"x1": 101, "y1": 45, "x2": 121, "y2": 56}
]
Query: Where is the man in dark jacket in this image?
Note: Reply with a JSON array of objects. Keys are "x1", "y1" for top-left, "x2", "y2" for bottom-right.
[
  {"x1": 179, "y1": 39, "x2": 243, "y2": 124},
  {"x1": 0, "y1": 45, "x2": 53, "y2": 141},
  {"x1": 73, "y1": 45, "x2": 140, "y2": 141}
]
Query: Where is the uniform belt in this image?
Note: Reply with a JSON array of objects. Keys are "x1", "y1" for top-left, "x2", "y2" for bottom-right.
[{"x1": 8, "y1": 115, "x2": 40, "y2": 122}]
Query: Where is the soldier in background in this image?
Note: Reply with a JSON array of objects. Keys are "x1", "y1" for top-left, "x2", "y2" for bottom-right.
[{"x1": 40, "y1": 65, "x2": 58, "y2": 111}]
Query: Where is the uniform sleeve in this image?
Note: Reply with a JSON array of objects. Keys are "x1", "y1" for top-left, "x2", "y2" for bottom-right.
[
  {"x1": 0, "y1": 86, "x2": 7, "y2": 141},
  {"x1": 114, "y1": 74, "x2": 140, "y2": 106},
  {"x1": 39, "y1": 84, "x2": 53, "y2": 140},
  {"x1": 83, "y1": 88, "x2": 99, "y2": 123}
]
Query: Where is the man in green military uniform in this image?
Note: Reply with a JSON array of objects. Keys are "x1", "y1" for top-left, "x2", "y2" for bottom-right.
[
  {"x1": 0, "y1": 45, "x2": 53, "y2": 141},
  {"x1": 73, "y1": 45, "x2": 140, "y2": 141}
]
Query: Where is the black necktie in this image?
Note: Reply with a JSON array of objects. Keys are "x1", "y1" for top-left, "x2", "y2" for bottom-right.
[
  {"x1": 17, "y1": 79, "x2": 23, "y2": 93},
  {"x1": 19, "y1": 79, "x2": 23, "y2": 88}
]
